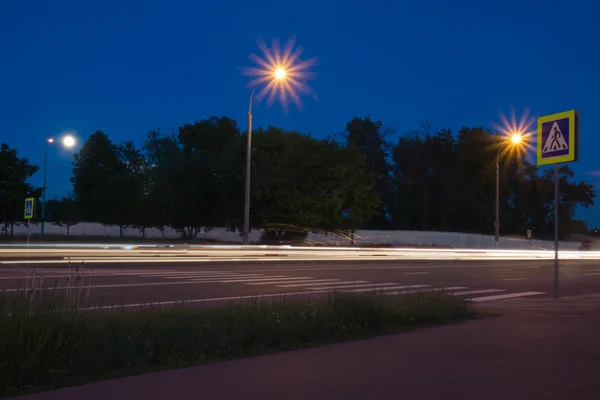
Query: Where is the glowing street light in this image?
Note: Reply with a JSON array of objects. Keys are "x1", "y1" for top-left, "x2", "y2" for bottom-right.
[
  {"x1": 491, "y1": 109, "x2": 535, "y2": 245},
  {"x1": 511, "y1": 133, "x2": 522, "y2": 145},
  {"x1": 62, "y1": 135, "x2": 76, "y2": 148},
  {"x1": 240, "y1": 38, "x2": 316, "y2": 244},
  {"x1": 41, "y1": 134, "x2": 77, "y2": 237}
]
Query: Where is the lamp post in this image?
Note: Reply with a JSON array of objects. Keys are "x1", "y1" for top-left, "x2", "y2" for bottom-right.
[
  {"x1": 495, "y1": 133, "x2": 523, "y2": 246},
  {"x1": 242, "y1": 88, "x2": 256, "y2": 245},
  {"x1": 41, "y1": 135, "x2": 76, "y2": 238},
  {"x1": 242, "y1": 68, "x2": 288, "y2": 245}
]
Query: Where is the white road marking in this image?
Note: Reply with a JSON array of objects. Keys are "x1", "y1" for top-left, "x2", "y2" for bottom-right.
[
  {"x1": 404, "y1": 272, "x2": 431, "y2": 275},
  {"x1": 163, "y1": 274, "x2": 265, "y2": 279},
  {"x1": 245, "y1": 279, "x2": 338, "y2": 286},
  {"x1": 386, "y1": 287, "x2": 467, "y2": 295},
  {"x1": 492, "y1": 269, "x2": 510, "y2": 272},
  {"x1": 308, "y1": 283, "x2": 400, "y2": 291},
  {"x1": 2, "y1": 280, "x2": 242, "y2": 292},
  {"x1": 345, "y1": 284, "x2": 430, "y2": 293},
  {"x1": 213, "y1": 277, "x2": 313, "y2": 283},
  {"x1": 81, "y1": 289, "x2": 345, "y2": 310},
  {"x1": 451, "y1": 289, "x2": 505, "y2": 296},
  {"x1": 276, "y1": 280, "x2": 367, "y2": 288},
  {"x1": 501, "y1": 277, "x2": 528, "y2": 281},
  {"x1": 468, "y1": 291, "x2": 546, "y2": 302},
  {"x1": 146, "y1": 272, "x2": 248, "y2": 277}
]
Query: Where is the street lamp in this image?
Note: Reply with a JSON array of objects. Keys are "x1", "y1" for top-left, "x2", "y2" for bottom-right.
[
  {"x1": 495, "y1": 133, "x2": 524, "y2": 245},
  {"x1": 243, "y1": 68, "x2": 288, "y2": 244},
  {"x1": 41, "y1": 134, "x2": 76, "y2": 237},
  {"x1": 240, "y1": 37, "x2": 316, "y2": 245}
]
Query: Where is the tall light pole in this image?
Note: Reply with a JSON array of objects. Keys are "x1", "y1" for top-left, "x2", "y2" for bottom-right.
[
  {"x1": 242, "y1": 68, "x2": 289, "y2": 244},
  {"x1": 41, "y1": 134, "x2": 76, "y2": 237},
  {"x1": 242, "y1": 88, "x2": 256, "y2": 245},
  {"x1": 495, "y1": 133, "x2": 523, "y2": 246}
]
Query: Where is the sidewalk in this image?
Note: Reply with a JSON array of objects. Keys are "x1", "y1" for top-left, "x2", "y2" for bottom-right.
[{"x1": 17, "y1": 295, "x2": 600, "y2": 400}]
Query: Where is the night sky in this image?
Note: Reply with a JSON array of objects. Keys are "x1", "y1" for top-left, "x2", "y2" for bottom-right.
[{"x1": 2, "y1": 0, "x2": 598, "y2": 226}]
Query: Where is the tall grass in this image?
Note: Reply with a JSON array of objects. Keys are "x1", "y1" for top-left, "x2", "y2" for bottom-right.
[{"x1": 0, "y1": 279, "x2": 476, "y2": 397}]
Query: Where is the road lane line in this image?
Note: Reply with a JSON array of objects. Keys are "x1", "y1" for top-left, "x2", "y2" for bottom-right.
[
  {"x1": 345, "y1": 285, "x2": 430, "y2": 293},
  {"x1": 276, "y1": 280, "x2": 367, "y2": 288},
  {"x1": 2, "y1": 280, "x2": 252, "y2": 292},
  {"x1": 386, "y1": 287, "x2": 467, "y2": 295},
  {"x1": 501, "y1": 277, "x2": 528, "y2": 281},
  {"x1": 468, "y1": 291, "x2": 546, "y2": 302},
  {"x1": 214, "y1": 277, "x2": 312, "y2": 283},
  {"x1": 492, "y1": 269, "x2": 510, "y2": 272},
  {"x1": 163, "y1": 274, "x2": 265, "y2": 279},
  {"x1": 81, "y1": 289, "x2": 347, "y2": 310},
  {"x1": 582, "y1": 273, "x2": 600, "y2": 276},
  {"x1": 451, "y1": 289, "x2": 506, "y2": 296},
  {"x1": 404, "y1": 272, "x2": 431, "y2": 275},
  {"x1": 245, "y1": 279, "x2": 339, "y2": 286},
  {"x1": 307, "y1": 283, "x2": 400, "y2": 291}
]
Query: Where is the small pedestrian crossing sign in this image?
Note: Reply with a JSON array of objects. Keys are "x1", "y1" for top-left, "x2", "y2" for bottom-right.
[
  {"x1": 537, "y1": 110, "x2": 578, "y2": 166},
  {"x1": 542, "y1": 122, "x2": 568, "y2": 153},
  {"x1": 24, "y1": 198, "x2": 34, "y2": 219}
]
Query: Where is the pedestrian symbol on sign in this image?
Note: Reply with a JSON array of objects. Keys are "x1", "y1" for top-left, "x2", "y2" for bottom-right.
[
  {"x1": 543, "y1": 122, "x2": 569, "y2": 153},
  {"x1": 24, "y1": 198, "x2": 34, "y2": 219}
]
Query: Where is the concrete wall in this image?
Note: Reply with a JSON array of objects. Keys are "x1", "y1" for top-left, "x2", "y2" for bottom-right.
[{"x1": 3, "y1": 222, "x2": 579, "y2": 250}]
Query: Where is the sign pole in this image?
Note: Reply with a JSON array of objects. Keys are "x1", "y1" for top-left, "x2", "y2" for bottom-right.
[
  {"x1": 554, "y1": 163, "x2": 559, "y2": 298},
  {"x1": 537, "y1": 110, "x2": 578, "y2": 300}
]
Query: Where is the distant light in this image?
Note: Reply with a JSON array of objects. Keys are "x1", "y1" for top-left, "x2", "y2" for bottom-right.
[
  {"x1": 275, "y1": 67, "x2": 286, "y2": 80},
  {"x1": 62, "y1": 135, "x2": 76, "y2": 148},
  {"x1": 47, "y1": 138, "x2": 54, "y2": 143},
  {"x1": 511, "y1": 134, "x2": 522, "y2": 145}
]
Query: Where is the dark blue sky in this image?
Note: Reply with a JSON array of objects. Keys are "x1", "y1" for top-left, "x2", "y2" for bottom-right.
[{"x1": 2, "y1": 0, "x2": 599, "y2": 226}]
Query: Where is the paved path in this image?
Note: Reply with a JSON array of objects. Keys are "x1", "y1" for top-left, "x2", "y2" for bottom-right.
[{"x1": 17, "y1": 295, "x2": 600, "y2": 400}]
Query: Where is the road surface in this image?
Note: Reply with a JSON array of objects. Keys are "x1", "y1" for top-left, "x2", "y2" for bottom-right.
[{"x1": 1, "y1": 256, "x2": 599, "y2": 307}]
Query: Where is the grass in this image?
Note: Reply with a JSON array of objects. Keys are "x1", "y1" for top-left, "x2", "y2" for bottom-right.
[{"x1": 0, "y1": 276, "x2": 478, "y2": 397}]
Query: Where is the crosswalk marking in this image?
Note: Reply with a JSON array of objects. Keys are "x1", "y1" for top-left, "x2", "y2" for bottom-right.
[
  {"x1": 468, "y1": 291, "x2": 546, "y2": 302},
  {"x1": 114, "y1": 269, "x2": 549, "y2": 303}
]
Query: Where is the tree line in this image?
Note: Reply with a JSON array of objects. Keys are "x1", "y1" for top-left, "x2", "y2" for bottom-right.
[{"x1": 0, "y1": 116, "x2": 596, "y2": 240}]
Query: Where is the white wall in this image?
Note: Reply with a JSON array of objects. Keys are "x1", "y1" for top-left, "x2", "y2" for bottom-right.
[{"x1": 3, "y1": 222, "x2": 579, "y2": 250}]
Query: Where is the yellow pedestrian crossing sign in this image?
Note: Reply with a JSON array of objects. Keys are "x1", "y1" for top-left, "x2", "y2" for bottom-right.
[
  {"x1": 537, "y1": 110, "x2": 579, "y2": 166},
  {"x1": 24, "y1": 198, "x2": 34, "y2": 219}
]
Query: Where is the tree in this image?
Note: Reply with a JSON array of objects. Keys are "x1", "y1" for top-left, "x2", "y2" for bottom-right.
[
  {"x1": 391, "y1": 125, "x2": 455, "y2": 230},
  {"x1": 142, "y1": 129, "x2": 180, "y2": 237},
  {"x1": 0, "y1": 144, "x2": 40, "y2": 236},
  {"x1": 47, "y1": 196, "x2": 80, "y2": 236},
  {"x1": 238, "y1": 127, "x2": 379, "y2": 241},
  {"x1": 72, "y1": 131, "x2": 145, "y2": 237},
  {"x1": 345, "y1": 116, "x2": 393, "y2": 229}
]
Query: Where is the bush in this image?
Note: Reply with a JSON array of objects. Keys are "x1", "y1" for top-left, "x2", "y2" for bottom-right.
[{"x1": 0, "y1": 288, "x2": 475, "y2": 397}]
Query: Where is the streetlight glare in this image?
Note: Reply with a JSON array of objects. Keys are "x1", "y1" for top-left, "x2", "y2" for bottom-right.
[
  {"x1": 241, "y1": 36, "x2": 317, "y2": 110},
  {"x1": 47, "y1": 138, "x2": 54, "y2": 143},
  {"x1": 62, "y1": 135, "x2": 76, "y2": 148},
  {"x1": 511, "y1": 133, "x2": 522, "y2": 145},
  {"x1": 275, "y1": 67, "x2": 286, "y2": 80}
]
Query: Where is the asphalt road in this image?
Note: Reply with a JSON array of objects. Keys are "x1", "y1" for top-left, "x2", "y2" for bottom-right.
[{"x1": 1, "y1": 258, "x2": 599, "y2": 307}]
